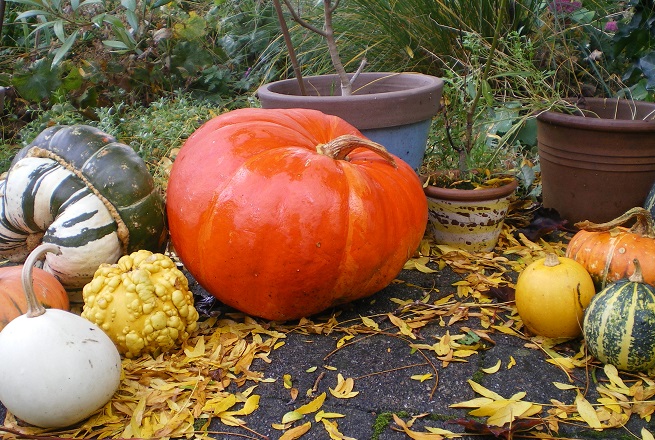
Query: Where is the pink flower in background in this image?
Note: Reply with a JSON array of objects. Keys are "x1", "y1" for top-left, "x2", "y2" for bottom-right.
[
  {"x1": 604, "y1": 21, "x2": 619, "y2": 32},
  {"x1": 548, "y1": 0, "x2": 582, "y2": 14}
]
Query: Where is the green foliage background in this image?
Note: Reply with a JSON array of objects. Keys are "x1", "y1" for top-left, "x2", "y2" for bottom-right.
[{"x1": 0, "y1": 0, "x2": 653, "y2": 178}]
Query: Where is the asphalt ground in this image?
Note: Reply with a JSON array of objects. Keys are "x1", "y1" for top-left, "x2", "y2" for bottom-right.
[
  {"x1": 1, "y1": 232, "x2": 654, "y2": 440},
  {"x1": 193, "y1": 264, "x2": 653, "y2": 440}
]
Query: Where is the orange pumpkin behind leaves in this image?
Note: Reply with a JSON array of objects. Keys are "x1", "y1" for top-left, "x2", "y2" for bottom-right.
[
  {"x1": 0, "y1": 265, "x2": 69, "y2": 330},
  {"x1": 566, "y1": 207, "x2": 655, "y2": 289}
]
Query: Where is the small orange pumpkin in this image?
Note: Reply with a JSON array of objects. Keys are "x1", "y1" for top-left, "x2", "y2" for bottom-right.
[
  {"x1": 0, "y1": 265, "x2": 69, "y2": 330},
  {"x1": 566, "y1": 207, "x2": 655, "y2": 289}
]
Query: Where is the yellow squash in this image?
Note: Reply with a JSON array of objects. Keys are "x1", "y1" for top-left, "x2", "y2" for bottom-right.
[{"x1": 515, "y1": 253, "x2": 596, "y2": 338}]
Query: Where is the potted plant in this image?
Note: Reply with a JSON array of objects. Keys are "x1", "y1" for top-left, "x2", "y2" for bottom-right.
[
  {"x1": 419, "y1": 0, "x2": 547, "y2": 253},
  {"x1": 537, "y1": 97, "x2": 655, "y2": 225},
  {"x1": 256, "y1": 0, "x2": 444, "y2": 171}
]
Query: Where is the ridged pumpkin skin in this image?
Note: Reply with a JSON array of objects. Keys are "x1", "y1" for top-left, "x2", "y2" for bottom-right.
[
  {"x1": 0, "y1": 265, "x2": 69, "y2": 331},
  {"x1": 514, "y1": 254, "x2": 596, "y2": 338},
  {"x1": 566, "y1": 208, "x2": 655, "y2": 289},
  {"x1": 0, "y1": 125, "x2": 167, "y2": 289},
  {"x1": 167, "y1": 108, "x2": 428, "y2": 320},
  {"x1": 583, "y1": 271, "x2": 655, "y2": 372}
]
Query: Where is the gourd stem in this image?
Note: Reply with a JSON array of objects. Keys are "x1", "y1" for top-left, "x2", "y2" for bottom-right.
[
  {"x1": 543, "y1": 253, "x2": 560, "y2": 267},
  {"x1": 21, "y1": 243, "x2": 62, "y2": 318},
  {"x1": 629, "y1": 258, "x2": 644, "y2": 283},
  {"x1": 574, "y1": 207, "x2": 655, "y2": 237},
  {"x1": 316, "y1": 135, "x2": 397, "y2": 168}
]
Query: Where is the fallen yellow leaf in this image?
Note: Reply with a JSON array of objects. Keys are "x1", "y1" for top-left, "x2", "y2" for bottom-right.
[
  {"x1": 553, "y1": 382, "x2": 578, "y2": 390},
  {"x1": 360, "y1": 316, "x2": 380, "y2": 331},
  {"x1": 297, "y1": 392, "x2": 327, "y2": 414},
  {"x1": 411, "y1": 373, "x2": 434, "y2": 383},
  {"x1": 329, "y1": 374, "x2": 359, "y2": 399},
  {"x1": 388, "y1": 313, "x2": 416, "y2": 339},
  {"x1": 315, "y1": 410, "x2": 345, "y2": 422},
  {"x1": 392, "y1": 414, "x2": 446, "y2": 439},
  {"x1": 321, "y1": 419, "x2": 357, "y2": 440},
  {"x1": 575, "y1": 392, "x2": 602, "y2": 429},
  {"x1": 279, "y1": 421, "x2": 312, "y2": 440},
  {"x1": 481, "y1": 360, "x2": 501, "y2": 374},
  {"x1": 336, "y1": 334, "x2": 355, "y2": 348}
]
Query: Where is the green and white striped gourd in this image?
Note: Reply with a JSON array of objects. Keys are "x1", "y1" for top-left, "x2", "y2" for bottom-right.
[
  {"x1": 0, "y1": 125, "x2": 166, "y2": 289},
  {"x1": 644, "y1": 182, "x2": 655, "y2": 218},
  {"x1": 583, "y1": 259, "x2": 655, "y2": 372}
]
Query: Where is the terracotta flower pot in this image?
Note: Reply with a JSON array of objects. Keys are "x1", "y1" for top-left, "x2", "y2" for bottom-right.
[
  {"x1": 257, "y1": 72, "x2": 444, "y2": 170},
  {"x1": 423, "y1": 179, "x2": 518, "y2": 253},
  {"x1": 537, "y1": 98, "x2": 655, "y2": 224}
]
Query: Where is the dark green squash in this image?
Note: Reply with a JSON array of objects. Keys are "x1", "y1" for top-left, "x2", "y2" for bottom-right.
[
  {"x1": 0, "y1": 125, "x2": 166, "y2": 289},
  {"x1": 644, "y1": 182, "x2": 655, "y2": 218},
  {"x1": 583, "y1": 259, "x2": 655, "y2": 372}
]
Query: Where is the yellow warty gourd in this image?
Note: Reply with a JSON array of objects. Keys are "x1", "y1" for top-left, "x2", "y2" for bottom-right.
[{"x1": 82, "y1": 250, "x2": 199, "y2": 358}]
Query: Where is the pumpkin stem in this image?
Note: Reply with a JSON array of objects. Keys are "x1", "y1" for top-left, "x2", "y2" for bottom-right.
[
  {"x1": 22, "y1": 243, "x2": 62, "y2": 318},
  {"x1": 543, "y1": 253, "x2": 560, "y2": 267},
  {"x1": 629, "y1": 258, "x2": 645, "y2": 283},
  {"x1": 574, "y1": 207, "x2": 655, "y2": 237},
  {"x1": 316, "y1": 135, "x2": 397, "y2": 168}
]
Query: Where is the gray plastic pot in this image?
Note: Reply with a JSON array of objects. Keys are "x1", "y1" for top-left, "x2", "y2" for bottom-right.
[{"x1": 257, "y1": 72, "x2": 444, "y2": 170}]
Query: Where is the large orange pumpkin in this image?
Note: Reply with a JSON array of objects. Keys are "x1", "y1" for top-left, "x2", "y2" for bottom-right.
[
  {"x1": 0, "y1": 265, "x2": 69, "y2": 330},
  {"x1": 166, "y1": 108, "x2": 428, "y2": 320},
  {"x1": 566, "y1": 207, "x2": 655, "y2": 289}
]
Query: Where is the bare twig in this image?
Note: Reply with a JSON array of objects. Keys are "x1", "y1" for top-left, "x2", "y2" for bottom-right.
[
  {"x1": 272, "y1": 0, "x2": 306, "y2": 95},
  {"x1": 277, "y1": 0, "x2": 355, "y2": 96}
]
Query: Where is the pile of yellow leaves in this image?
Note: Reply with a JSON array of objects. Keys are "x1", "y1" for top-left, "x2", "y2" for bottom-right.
[{"x1": 2, "y1": 316, "x2": 286, "y2": 439}]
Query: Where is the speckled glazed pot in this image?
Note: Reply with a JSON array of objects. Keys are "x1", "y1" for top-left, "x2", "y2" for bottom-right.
[{"x1": 424, "y1": 179, "x2": 518, "y2": 252}]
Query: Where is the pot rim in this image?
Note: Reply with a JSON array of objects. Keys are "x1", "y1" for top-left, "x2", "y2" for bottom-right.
[
  {"x1": 537, "y1": 98, "x2": 655, "y2": 132},
  {"x1": 256, "y1": 72, "x2": 444, "y2": 129},
  {"x1": 423, "y1": 178, "x2": 518, "y2": 202}
]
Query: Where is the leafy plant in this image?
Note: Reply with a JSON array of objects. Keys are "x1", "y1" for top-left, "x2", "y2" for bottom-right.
[
  {"x1": 611, "y1": 0, "x2": 655, "y2": 100},
  {"x1": 421, "y1": 19, "x2": 557, "y2": 191},
  {"x1": 9, "y1": 92, "x2": 215, "y2": 191},
  {"x1": 348, "y1": 0, "x2": 543, "y2": 75}
]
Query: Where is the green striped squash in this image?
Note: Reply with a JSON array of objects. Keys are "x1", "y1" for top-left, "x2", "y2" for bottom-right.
[
  {"x1": 0, "y1": 125, "x2": 166, "y2": 289},
  {"x1": 583, "y1": 260, "x2": 655, "y2": 372},
  {"x1": 645, "y1": 183, "x2": 655, "y2": 218}
]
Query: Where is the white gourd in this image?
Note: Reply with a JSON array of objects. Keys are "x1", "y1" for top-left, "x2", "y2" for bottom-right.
[{"x1": 0, "y1": 244, "x2": 122, "y2": 428}]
